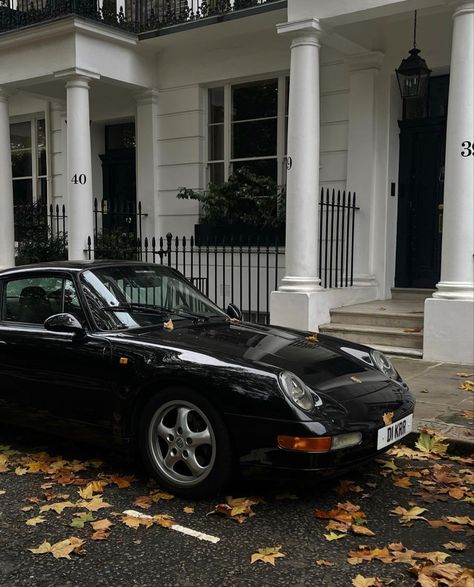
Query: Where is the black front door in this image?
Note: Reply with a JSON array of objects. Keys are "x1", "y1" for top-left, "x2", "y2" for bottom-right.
[{"x1": 395, "y1": 117, "x2": 446, "y2": 288}]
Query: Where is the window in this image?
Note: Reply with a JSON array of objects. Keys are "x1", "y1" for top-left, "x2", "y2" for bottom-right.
[
  {"x1": 10, "y1": 117, "x2": 48, "y2": 239},
  {"x1": 3, "y1": 276, "x2": 85, "y2": 326},
  {"x1": 208, "y1": 76, "x2": 289, "y2": 186}
]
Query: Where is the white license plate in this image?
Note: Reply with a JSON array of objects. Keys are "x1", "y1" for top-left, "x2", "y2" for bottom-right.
[{"x1": 377, "y1": 414, "x2": 413, "y2": 450}]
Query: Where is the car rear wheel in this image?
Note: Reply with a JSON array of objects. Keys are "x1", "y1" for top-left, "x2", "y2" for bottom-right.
[{"x1": 139, "y1": 388, "x2": 233, "y2": 498}]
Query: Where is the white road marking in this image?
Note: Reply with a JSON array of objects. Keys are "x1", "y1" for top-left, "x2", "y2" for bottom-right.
[{"x1": 122, "y1": 509, "x2": 221, "y2": 544}]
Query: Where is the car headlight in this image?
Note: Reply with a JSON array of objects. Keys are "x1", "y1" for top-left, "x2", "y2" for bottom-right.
[
  {"x1": 371, "y1": 350, "x2": 398, "y2": 380},
  {"x1": 279, "y1": 371, "x2": 322, "y2": 412}
]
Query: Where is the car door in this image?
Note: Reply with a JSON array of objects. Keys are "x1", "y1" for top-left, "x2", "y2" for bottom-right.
[{"x1": 0, "y1": 271, "x2": 116, "y2": 440}]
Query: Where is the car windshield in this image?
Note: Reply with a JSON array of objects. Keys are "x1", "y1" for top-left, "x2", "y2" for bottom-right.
[{"x1": 80, "y1": 265, "x2": 227, "y2": 331}]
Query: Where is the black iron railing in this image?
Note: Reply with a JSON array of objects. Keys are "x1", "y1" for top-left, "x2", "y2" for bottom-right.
[
  {"x1": 318, "y1": 188, "x2": 358, "y2": 289},
  {"x1": 0, "y1": 0, "x2": 284, "y2": 34}
]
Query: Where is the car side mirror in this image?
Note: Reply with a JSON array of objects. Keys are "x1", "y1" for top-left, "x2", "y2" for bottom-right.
[
  {"x1": 44, "y1": 313, "x2": 85, "y2": 335},
  {"x1": 226, "y1": 303, "x2": 242, "y2": 321}
]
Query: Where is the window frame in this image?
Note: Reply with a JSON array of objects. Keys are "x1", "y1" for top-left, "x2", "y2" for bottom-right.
[{"x1": 206, "y1": 73, "x2": 289, "y2": 187}]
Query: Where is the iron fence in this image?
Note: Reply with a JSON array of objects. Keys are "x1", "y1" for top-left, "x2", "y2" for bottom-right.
[{"x1": 0, "y1": 0, "x2": 284, "y2": 34}]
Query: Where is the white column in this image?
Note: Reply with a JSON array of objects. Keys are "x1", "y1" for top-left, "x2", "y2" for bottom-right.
[
  {"x1": 0, "y1": 89, "x2": 15, "y2": 270},
  {"x1": 65, "y1": 76, "x2": 94, "y2": 260},
  {"x1": 277, "y1": 19, "x2": 322, "y2": 292},
  {"x1": 424, "y1": 1, "x2": 474, "y2": 364},
  {"x1": 135, "y1": 89, "x2": 159, "y2": 240},
  {"x1": 345, "y1": 52, "x2": 384, "y2": 288},
  {"x1": 434, "y1": 0, "x2": 474, "y2": 301}
]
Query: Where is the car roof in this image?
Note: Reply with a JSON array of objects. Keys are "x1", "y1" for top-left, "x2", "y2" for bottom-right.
[{"x1": 0, "y1": 260, "x2": 158, "y2": 278}]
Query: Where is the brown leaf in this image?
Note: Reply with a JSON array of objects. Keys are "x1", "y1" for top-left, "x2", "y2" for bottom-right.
[
  {"x1": 163, "y1": 319, "x2": 174, "y2": 332},
  {"x1": 352, "y1": 525, "x2": 375, "y2": 537},
  {"x1": 383, "y1": 412, "x2": 394, "y2": 426},
  {"x1": 39, "y1": 501, "x2": 75, "y2": 514},
  {"x1": 351, "y1": 376, "x2": 362, "y2": 384},
  {"x1": 456, "y1": 372, "x2": 474, "y2": 378},
  {"x1": 121, "y1": 514, "x2": 153, "y2": 529},
  {"x1": 152, "y1": 514, "x2": 174, "y2": 528},
  {"x1": 351, "y1": 576, "x2": 383, "y2": 587},
  {"x1": 26, "y1": 516, "x2": 46, "y2": 526},
  {"x1": 442, "y1": 542, "x2": 466, "y2": 551},
  {"x1": 77, "y1": 496, "x2": 112, "y2": 512},
  {"x1": 394, "y1": 477, "x2": 412, "y2": 489},
  {"x1": 459, "y1": 380, "x2": 474, "y2": 392},
  {"x1": 390, "y1": 506, "x2": 427, "y2": 526},
  {"x1": 250, "y1": 546, "x2": 285, "y2": 566},
  {"x1": 150, "y1": 490, "x2": 175, "y2": 502},
  {"x1": 133, "y1": 496, "x2": 152, "y2": 510},
  {"x1": 91, "y1": 519, "x2": 112, "y2": 532},
  {"x1": 306, "y1": 334, "x2": 318, "y2": 344},
  {"x1": 183, "y1": 506, "x2": 194, "y2": 514},
  {"x1": 91, "y1": 529, "x2": 110, "y2": 541},
  {"x1": 316, "y1": 559, "x2": 335, "y2": 567}
]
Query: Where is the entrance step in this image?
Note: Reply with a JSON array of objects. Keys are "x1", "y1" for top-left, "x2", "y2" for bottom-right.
[
  {"x1": 391, "y1": 287, "x2": 435, "y2": 301},
  {"x1": 319, "y1": 323, "x2": 423, "y2": 349},
  {"x1": 366, "y1": 344, "x2": 423, "y2": 359}
]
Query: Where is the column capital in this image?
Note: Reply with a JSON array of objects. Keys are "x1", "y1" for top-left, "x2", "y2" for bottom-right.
[
  {"x1": 54, "y1": 67, "x2": 100, "y2": 84},
  {"x1": 0, "y1": 87, "x2": 11, "y2": 103},
  {"x1": 445, "y1": 0, "x2": 474, "y2": 17},
  {"x1": 277, "y1": 18, "x2": 323, "y2": 46},
  {"x1": 134, "y1": 89, "x2": 159, "y2": 106},
  {"x1": 345, "y1": 51, "x2": 384, "y2": 72}
]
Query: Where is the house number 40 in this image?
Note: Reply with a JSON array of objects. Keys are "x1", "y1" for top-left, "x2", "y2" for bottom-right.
[
  {"x1": 461, "y1": 141, "x2": 474, "y2": 157},
  {"x1": 71, "y1": 173, "x2": 87, "y2": 184}
]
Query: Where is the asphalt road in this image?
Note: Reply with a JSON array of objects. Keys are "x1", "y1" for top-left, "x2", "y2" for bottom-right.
[{"x1": 0, "y1": 425, "x2": 472, "y2": 587}]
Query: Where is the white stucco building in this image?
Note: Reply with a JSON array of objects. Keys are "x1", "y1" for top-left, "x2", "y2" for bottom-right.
[{"x1": 0, "y1": 0, "x2": 472, "y2": 363}]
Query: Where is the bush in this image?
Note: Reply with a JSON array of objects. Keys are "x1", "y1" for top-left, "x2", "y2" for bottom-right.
[
  {"x1": 16, "y1": 226, "x2": 67, "y2": 266},
  {"x1": 177, "y1": 167, "x2": 285, "y2": 227},
  {"x1": 93, "y1": 230, "x2": 139, "y2": 260}
]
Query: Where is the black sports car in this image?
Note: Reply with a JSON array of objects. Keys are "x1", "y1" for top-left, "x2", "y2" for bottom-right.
[{"x1": 0, "y1": 261, "x2": 415, "y2": 497}]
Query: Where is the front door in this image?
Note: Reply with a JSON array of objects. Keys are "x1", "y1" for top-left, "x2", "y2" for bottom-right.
[{"x1": 395, "y1": 117, "x2": 446, "y2": 288}]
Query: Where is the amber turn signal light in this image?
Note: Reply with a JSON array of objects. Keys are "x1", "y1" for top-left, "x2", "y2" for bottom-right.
[{"x1": 277, "y1": 435, "x2": 332, "y2": 453}]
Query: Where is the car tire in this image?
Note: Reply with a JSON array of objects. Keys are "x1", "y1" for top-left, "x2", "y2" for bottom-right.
[{"x1": 138, "y1": 387, "x2": 233, "y2": 498}]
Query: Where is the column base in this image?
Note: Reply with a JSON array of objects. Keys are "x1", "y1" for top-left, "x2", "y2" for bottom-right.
[
  {"x1": 423, "y1": 298, "x2": 474, "y2": 364},
  {"x1": 352, "y1": 274, "x2": 378, "y2": 288},
  {"x1": 278, "y1": 275, "x2": 322, "y2": 292},
  {"x1": 270, "y1": 284, "x2": 379, "y2": 332},
  {"x1": 433, "y1": 281, "x2": 474, "y2": 301}
]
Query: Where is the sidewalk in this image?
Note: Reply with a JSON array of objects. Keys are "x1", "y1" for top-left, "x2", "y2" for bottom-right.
[{"x1": 392, "y1": 356, "x2": 474, "y2": 447}]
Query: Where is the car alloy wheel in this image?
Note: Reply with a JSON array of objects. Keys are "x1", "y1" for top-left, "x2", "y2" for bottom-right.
[{"x1": 147, "y1": 400, "x2": 217, "y2": 488}]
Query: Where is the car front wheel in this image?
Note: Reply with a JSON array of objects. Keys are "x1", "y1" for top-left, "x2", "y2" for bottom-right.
[{"x1": 139, "y1": 388, "x2": 233, "y2": 498}]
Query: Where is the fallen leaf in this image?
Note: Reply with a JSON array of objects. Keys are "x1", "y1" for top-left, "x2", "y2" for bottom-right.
[
  {"x1": 152, "y1": 514, "x2": 174, "y2": 528},
  {"x1": 316, "y1": 559, "x2": 335, "y2": 567},
  {"x1": 40, "y1": 501, "x2": 75, "y2": 514},
  {"x1": 443, "y1": 542, "x2": 466, "y2": 551},
  {"x1": 250, "y1": 546, "x2": 285, "y2": 566},
  {"x1": 306, "y1": 334, "x2": 318, "y2": 344},
  {"x1": 462, "y1": 410, "x2": 474, "y2": 420},
  {"x1": 324, "y1": 532, "x2": 347, "y2": 541},
  {"x1": 163, "y1": 319, "x2": 174, "y2": 331},
  {"x1": 29, "y1": 537, "x2": 85, "y2": 559},
  {"x1": 456, "y1": 372, "x2": 474, "y2": 378},
  {"x1": 91, "y1": 518, "x2": 112, "y2": 532},
  {"x1": 183, "y1": 506, "x2": 194, "y2": 514},
  {"x1": 106, "y1": 474, "x2": 135, "y2": 489},
  {"x1": 77, "y1": 496, "x2": 112, "y2": 512},
  {"x1": 352, "y1": 525, "x2": 375, "y2": 537},
  {"x1": 150, "y1": 490, "x2": 175, "y2": 502},
  {"x1": 91, "y1": 529, "x2": 110, "y2": 541},
  {"x1": 70, "y1": 512, "x2": 96, "y2": 529},
  {"x1": 78, "y1": 481, "x2": 108, "y2": 499},
  {"x1": 352, "y1": 576, "x2": 383, "y2": 587},
  {"x1": 383, "y1": 412, "x2": 394, "y2": 426},
  {"x1": 26, "y1": 516, "x2": 46, "y2": 526},
  {"x1": 351, "y1": 376, "x2": 362, "y2": 384},
  {"x1": 121, "y1": 514, "x2": 154, "y2": 530},
  {"x1": 390, "y1": 506, "x2": 427, "y2": 526},
  {"x1": 415, "y1": 431, "x2": 449, "y2": 455},
  {"x1": 459, "y1": 380, "x2": 474, "y2": 392},
  {"x1": 403, "y1": 327, "x2": 422, "y2": 333},
  {"x1": 394, "y1": 477, "x2": 412, "y2": 489}
]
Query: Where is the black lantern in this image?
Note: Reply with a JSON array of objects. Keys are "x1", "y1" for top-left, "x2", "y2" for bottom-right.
[{"x1": 396, "y1": 11, "x2": 431, "y2": 100}]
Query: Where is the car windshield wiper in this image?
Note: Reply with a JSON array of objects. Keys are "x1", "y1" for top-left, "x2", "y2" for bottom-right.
[{"x1": 101, "y1": 303, "x2": 217, "y2": 322}]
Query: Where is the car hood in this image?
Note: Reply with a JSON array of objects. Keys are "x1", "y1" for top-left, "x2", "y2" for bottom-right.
[{"x1": 113, "y1": 320, "x2": 397, "y2": 404}]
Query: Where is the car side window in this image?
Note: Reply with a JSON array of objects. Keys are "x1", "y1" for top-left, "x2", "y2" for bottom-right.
[{"x1": 2, "y1": 276, "x2": 85, "y2": 326}]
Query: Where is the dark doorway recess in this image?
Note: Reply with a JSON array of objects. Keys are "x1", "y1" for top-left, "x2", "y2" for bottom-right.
[
  {"x1": 100, "y1": 122, "x2": 136, "y2": 235},
  {"x1": 395, "y1": 76, "x2": 448, "y2": 289}
]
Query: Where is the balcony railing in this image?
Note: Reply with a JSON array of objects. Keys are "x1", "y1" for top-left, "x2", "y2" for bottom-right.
[{"x1": 0, "y1": 0, "x2": 284, "y2": 34}]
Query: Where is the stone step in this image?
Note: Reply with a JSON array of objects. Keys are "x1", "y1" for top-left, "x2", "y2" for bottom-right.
[
  {"x1": 330, "y1": 308, "x2": 424, "y2": 329},
  {"x1": 391, "y1": 287, "x2": 435, "y2": 301},
  {"x1": 319, "y1": 323, "x2": 423, "y2": 349}
]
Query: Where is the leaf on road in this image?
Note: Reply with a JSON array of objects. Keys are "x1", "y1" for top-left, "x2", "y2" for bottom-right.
[
  {"x1": 393, "y1": 477, "x2": 412, "y2": 489},
  {"x1": 409, "y1": 562, "x2": 474, "y2": 587},
  {"x1": 78, "y1": 481, "x2": 108, "y2": 499},
  {"x1": 26, "y1": 516, "x2": 46, "y2": 526},
  {"x1": 29, "y1": 537, "x2": 85, "y2": 559},
  {"x1": 183, "y1": 506, "x2": 194, "y2": 514},
  {"x1": 443, "y1": 542, "x2": 466, "y2": 551},
  {"x1": 40, "y1": 501, "x2": 75, "y2": 514},
  {"x1": 152, "y1": 514, "x2": 174, "y2": 528},
  {"x1": 390, "y1": 506, "x2": 427, "y2": 526},
  {"x1": 316, "y1": 559, "x2": 335, "y2": 567},
  {"x1": 352, "y1": 576, "x2": 383, "y2": 587},
  {"x1": 121, "y1": 514, "x2": 154, "y2": 530},
  {"x1": 383, "y1": 412, "x2": 394, "y2": 426},
  {"x1": 212, "y1": 496, "x2": 263, "y2": 523},
  {"x1": 415, "y1": 431, "x2": 449, "y2": 456},
  {"x1": 163, "y1": 319, "x2": 174, "y2": 331},
  {"x1": 250, "y1": 546, "x2": 285, "y2": 566},
  {"x1": 150, "y1": 490, "x2": 175, "y2": 502},
  {"x1": 456, "y1": 372, "x2": 473, "y2": 378},
  {"x1": 133, "y1": 495, "x2": 152, "y2": 509},
  {"x1": 70, "y1": 511, "x2": 96, "y2": 529},
  {"x1": 352, "y1": 525, "x2": 375, "y2": 537},
  {"x1": 324, "y1": 532, "x2": 347, "y2": 541},
  {"x1": 77, "y1": 496, "x2": 112, "y2": 512},
  {"x1": 335, "y1": 480, "x2": 364, "y2": 496},
  {"x1": 105, "y1": 474, "x2": 135, "y2": 489},
  {"x1": 462, "y1": 410, "x2": 474, "y2": 420}
]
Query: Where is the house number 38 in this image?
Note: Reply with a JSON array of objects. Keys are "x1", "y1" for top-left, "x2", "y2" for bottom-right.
[{"x1": 461, "y1": 141, "x2": 474, "y2": 157}]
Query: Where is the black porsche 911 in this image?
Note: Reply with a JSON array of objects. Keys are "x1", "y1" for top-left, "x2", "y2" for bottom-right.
[{"x1": 0, "y1": 261, "x2": 415, "y2": 497}]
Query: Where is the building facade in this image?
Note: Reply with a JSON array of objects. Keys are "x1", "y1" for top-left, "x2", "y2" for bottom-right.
[{"x1": 0, "y1": 0, "x2": 472, "y2": 363}]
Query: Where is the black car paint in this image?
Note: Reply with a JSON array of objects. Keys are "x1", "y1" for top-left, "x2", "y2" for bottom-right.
[{"x1": 0, "y1": 261, "x2": 415, "y2": 475}]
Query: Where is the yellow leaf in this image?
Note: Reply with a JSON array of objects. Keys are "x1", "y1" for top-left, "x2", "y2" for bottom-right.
[
  {"x1": 324, "y1": 532, "x2": 347, "y2": 541},
  {"x1": 15, "y1": 467, "x2": 28, "y2": 476},
  {"x1": 50, "y1": 537, "x2": 85, "y2": 559},
  {"x1": 77, "y1": 496, "x2": 112, "y2": 512},
  {"x1": 459, "y1": 380, "x2": 474, "y2": 392},
  {"x1": 352, "y1": 525, "x2": 375, "y2": 537},
  {"x1": 153, "y1": 514, "x2": 174, "y2": 528},
  {"x1": 183, "y1": 506, "x2": 194, "y2": 514},
  {"x1": 29, "y1": 541, "x2": 52, "y2": 555},
  {"x1": 163, "y1": 319, "x2": 174, "y2": 331},
  {"x1": 390, "y1": 506, "x2": 428, "y2": 526},
  {"x1": 39, "y1": 501, "x2": 75, "y2": 514},
  {"x1": 351, "y1": 576, "x2": 383, "y2": 587},
  {"x1": 456, "y1": 372, "x2": 473, "y2": 378},
  {"x1": 383, "y1": 412, "x2": 394, "y2": 426},
  {"x1": 91, "y1": 519, "x2": 112, "y2": 531},
  {"x1": 26, "y1": 516, "x2": 46, "y2": 526},
  {"x1": 316, "y1": 559, "x2": 335, "y2": 567},
  {"x1": 250, "y1": 546, "x2": 285, "y2": 566},
  {"x1": 415, "y1": 431, "x2": 449, "y2": 455},
  {"x1": 121, "y1": 514, "x2": 153, "y2": 529},
  {"x1": 350, "y1": 376, "x2": 362, "y2": 384},
  {"x1": 443, "y1": 542, "x2": 466, "y2": 551}
]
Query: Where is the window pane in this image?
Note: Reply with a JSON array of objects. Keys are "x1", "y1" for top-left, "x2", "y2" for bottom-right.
[
  {"x1": 12, "y1": 151, "x2": 32, "y2": 177},
  {"x1": 285, "y1": 77, "x2": 290, "y2": 115},
  {"x1": 232, "y1": 79, "x2": 278, "y2": 121},
  {"x1": 105, "y1": 123, "x2": 135, "y2": 150},
  {"x1": 208, "y1": 124, "x2": 224, "y2": 161},
  {"x1": 38, "y1": 149, "x2": 47, "y2": 176},
  {"x1": 232, "y1": 159, "x2": 277, "y2": 182},
  {"x1": 13, "y1": 179, "x2": 33, "y2": 206},
  {"x1": 209, "y1": 87, "x2": 224, "y2": 124},
  {"x1": 10, "y1": 121, "x2": 31, "y2": 150},
  {"x1": 209, "y1": 162, "x2": 224, "y2": 186},
  {"x1": 232, "y1": 119, "x2": 277, "y2": 158},
  {"x1": 37, "y1": 119, "x2": 46, "y2": 149},
  {"x1": 37, "y1": 177, "x2": 47, "y2": 204}
]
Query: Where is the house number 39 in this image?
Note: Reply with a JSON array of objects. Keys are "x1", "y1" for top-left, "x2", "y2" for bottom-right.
[
  {"x1": 461, "y1": 141, "x2": 474, "y2": 157},
  {"x1": 71, "y1": 174, "x2": 87, "y2": 184}
]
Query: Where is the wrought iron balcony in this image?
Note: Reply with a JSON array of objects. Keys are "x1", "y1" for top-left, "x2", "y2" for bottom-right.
[{"x1": 0, "y1": 0, "x2": 285, "y2": 35}]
